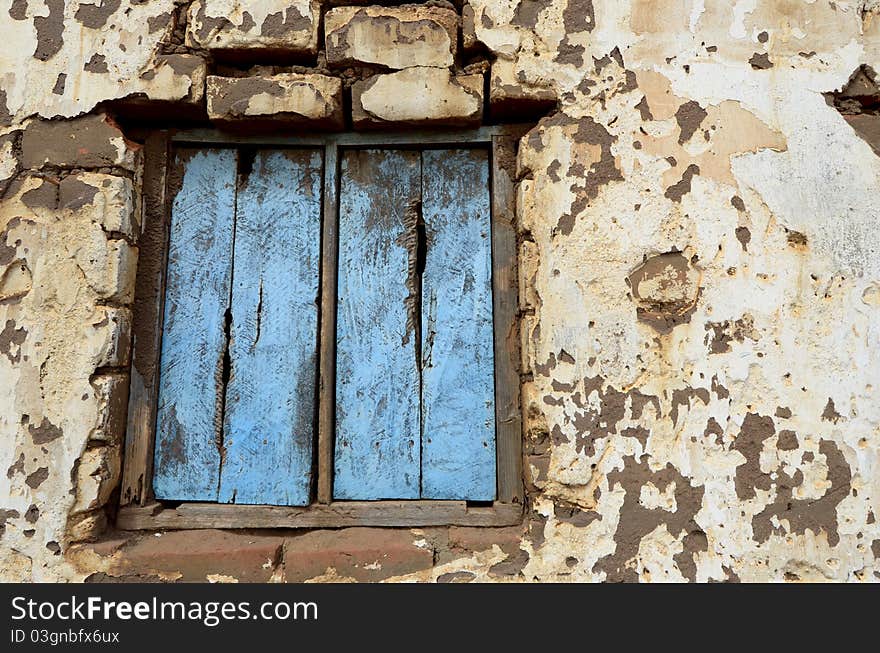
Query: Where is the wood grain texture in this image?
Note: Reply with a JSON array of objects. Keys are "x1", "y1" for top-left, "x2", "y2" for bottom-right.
[
  {"x1": 219, "y1": 150, "x2": 322, "y2": 506},
  {"x1": 121, "y1": 132, "x2": 168, "y2": 506},
  {"x1": 420, "y1": 149, "x2": 496, "y2": 500},
  {"x1": 334, "y1": 149, "x2": 421, "y2": 500},
  {"x1": 317, "y1": 142, "x2": 339, "y2": 504},
  {"x1": 491, "y1": 136, "x2": 524, "y2": 503},
  {"x1": 170, "y1": 125, "x2": 529, "y2": 148},
  {"x1": 117, "y1": 500, "x2": 523, "y2": 529},
  {"x1": 152, "y1": 148, "x2": 236, "y2": 502}
]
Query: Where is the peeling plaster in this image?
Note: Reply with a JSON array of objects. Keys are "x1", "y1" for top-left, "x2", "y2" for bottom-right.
[{"x1": 1, "y1": 0, "x2": 879, "y2": 582}]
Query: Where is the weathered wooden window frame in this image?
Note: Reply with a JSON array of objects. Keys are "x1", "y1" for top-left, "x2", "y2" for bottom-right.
[{"x1": 118, "y1": 125, "x2": 526, "y2": 530}]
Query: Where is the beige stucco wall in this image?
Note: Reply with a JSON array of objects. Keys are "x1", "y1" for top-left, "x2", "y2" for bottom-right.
[{"x1": 1, "y1": 0, "x2": 879, "y2": 582}]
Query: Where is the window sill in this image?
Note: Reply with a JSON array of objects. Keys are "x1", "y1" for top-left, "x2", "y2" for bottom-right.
[{"x1": 116, "y1": 500, "x2": 523, "y2": 530}]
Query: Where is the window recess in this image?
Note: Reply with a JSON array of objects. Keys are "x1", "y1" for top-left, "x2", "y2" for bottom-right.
[
  {"x1": 119, "y1": 127, "x2": 527, "y2": 529},
  {"x1": 335, "y1": 148, "x2": 496, "y2": 501}
]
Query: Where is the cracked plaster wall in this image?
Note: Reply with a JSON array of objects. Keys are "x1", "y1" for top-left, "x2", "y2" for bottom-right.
[{"x1": 1, "y1": 0, "x2": 879, "y2": 582}]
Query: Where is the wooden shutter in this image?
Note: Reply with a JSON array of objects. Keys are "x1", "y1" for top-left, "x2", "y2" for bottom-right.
[
  {"x1": 334, "y1": 149, "x2": 422, "y2": 500},
  {"x1": 334, "y1": 148, "x2": 496, "y2": 501},
  {"x1": 152, "y1": 148, "x2": 322, "y2": 506}
]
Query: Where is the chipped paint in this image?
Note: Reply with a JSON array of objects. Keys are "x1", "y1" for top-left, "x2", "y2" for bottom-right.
[{"x1": 1, "y1": 0, "x2": 879, "y2": 583}]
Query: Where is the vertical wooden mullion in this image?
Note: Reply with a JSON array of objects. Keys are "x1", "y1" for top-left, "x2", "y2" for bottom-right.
[
  {"x1": 491, "y1": 135, "x2": 524, "y2": 504},
  {"x1": 418, "y1": 153, "x2": 424, "y2": 500},
  {"x1": 120, "y1": 131, "x2": 170, "y2": 507},
  {"x1": 317, "y1": 142, "x2": 339, "y2": 503}
]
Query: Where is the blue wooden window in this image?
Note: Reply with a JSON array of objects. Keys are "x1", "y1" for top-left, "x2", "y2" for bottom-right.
[{"x1": 152, "y1": 144, "x2": 497, "y2": 506}]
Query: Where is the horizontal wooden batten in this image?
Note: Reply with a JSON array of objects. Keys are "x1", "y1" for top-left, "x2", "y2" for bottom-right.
[{"x1": 117, "y1": 501, "x2": 523, "y2": 530}]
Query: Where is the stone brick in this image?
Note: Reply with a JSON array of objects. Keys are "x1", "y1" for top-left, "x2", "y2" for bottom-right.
[
  {"x1": 516, "y1": 177, "x2": 538, "y2": 232},
  {"x1": 137, "y1": 55, "x2": 207, "y2": 105},
  {"x1": 89, "y1": 240, "x2": 137, "y2": 305},
  {"x1": 0, "y1": 549, "x2": 33, "y2": 582},
  {"x1": 325, "y1": 6, "x2": 458, "y2": 69},
  {"x1": 187, "y1": 0, "x2": 320, "y2": 56},
  {"x1": 447, "y1": 526, "x2": 523, "y2": 551},
  {"x1": 439, "y1": 526, "x2": 523, "y2": 565},
  {"x1": 490, "y1": 58, "x2": 557, "y2": 117},
  {"x1": 90, "y1": 307, "x2": 132, "y2": 369},
  {"x1": 845, "y1": 114, "x2": 880, "y2": 155},
  {"x1": 20, "y1": 114, "x2": 139, "y2": 172},
  {"x1": 60, "y1": 173, "x2": 136, "y2": 239},
  {"x1": 837, "y1": 67, "x2": 878, "y2": 100},
  {"x1": 627, "y1": 252, "x2": 700, "y2": 333},
  {"x1": 437, "y1": 570, "x2": 476, "y2": 583},
  {"x1": 0, "y1": 130, "x2": 19, "y2": 196},
  {"x1": 68, "y1": 230, "x2": 137, "y2": 305},
  {"x1": 66, "y1": 510, "x2": 108, "y2": 543},
  {"x1": 519, "y1": 240, "x2": 540, "y2": 311},
  {"x1": 89, "y1": 373, "x2": 130, "y2": 445},
  {"x1": 74, "y1": 534, "x2": 129, "y2": 559},
  {"x1": 207, "y1": 74, "x2": 344, "y2": 128},
  {"x1": 0, "y1": 259, "x2": 30, "y2": 304},
  {"x1": 520, "y1": 314, "x2": 539, "y2": 376},
  {"x1": 283, "y1": 528, "x2": 433, "y2": 582},
  {"x1": 71, "y1": 445, "x2": 121, "y2": 514},
  {"x1": 117, "y1": 530, "x2": 283, "y2": 582},
  {"x1": 352, "y1": 68, "x2": 483, "y2": 128},
  {"x1": 462, "y1": 4, "x2": 480, "y2": 52}
]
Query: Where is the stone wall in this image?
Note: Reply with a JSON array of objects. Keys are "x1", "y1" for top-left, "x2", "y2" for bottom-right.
[{"x1": 1, "y1": 0, "x2": 879, "y2": 582}]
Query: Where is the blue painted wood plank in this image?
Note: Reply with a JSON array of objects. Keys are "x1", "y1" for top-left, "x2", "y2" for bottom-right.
[
  {"x1": 420, "y1": 149, "x2": 496, "y2": 500},
  {"x1": 219, "y1": 150, "x2": 322, "y2": 506},
  {"x1": 153, "y1": 148, "x2": 237, "y2": 501},
  {"x1": 334, "y1": 149, "x2": 421, "y2": 500}
]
